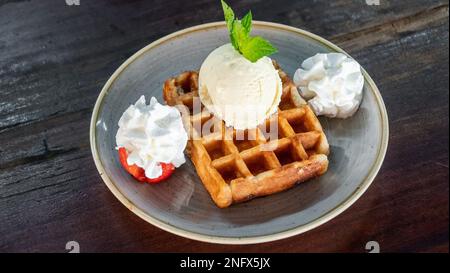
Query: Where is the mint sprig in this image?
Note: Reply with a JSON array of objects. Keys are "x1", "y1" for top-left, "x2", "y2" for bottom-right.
[{"x1": 221, "y1": 0, "x2": 277, "y2": 62}]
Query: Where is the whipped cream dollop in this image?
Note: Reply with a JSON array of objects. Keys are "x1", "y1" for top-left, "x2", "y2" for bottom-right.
[
  {"x1": 293, "y1": 53, "x2": 364, "y2": 118},
  {"x1": 116, "y1": 96, "x2": 188, "y2": 179}
]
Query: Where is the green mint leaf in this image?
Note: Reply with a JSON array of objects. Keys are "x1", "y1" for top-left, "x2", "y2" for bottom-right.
[
  {"x1": 241, "y1": 11, "x2": 252, "y2": 36},
  {"x1": 241, "y1": 36, "x2": 278, "y2": 62},
  {"x1": 229, "y1": 31, "x2": 239, "y2": 50},
  {"x1": 221, "y1": 1, "x2": 278, "y2": 62},
  {"x1": 221, "y1": 0, "x2": 234, "y2": 31},
  {"x1": 231, "y1": 20, "x2": 249, "y2": 51}
]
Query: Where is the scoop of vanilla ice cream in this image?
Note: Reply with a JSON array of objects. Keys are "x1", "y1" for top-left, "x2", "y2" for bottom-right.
[{"x1": 198, "y1": 43, "x2": 282, "y2": 130}]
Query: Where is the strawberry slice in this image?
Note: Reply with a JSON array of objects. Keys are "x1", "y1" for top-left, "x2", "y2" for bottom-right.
[
  {"x1": 118, "y1": 147, "x2": 174, "y2": 183},
  {"x1": 146, "y1": 162, "x2": 175, "y2": 183},
  {"x1": 118, "y1": 148, "x2": 147, "y2": 182}
]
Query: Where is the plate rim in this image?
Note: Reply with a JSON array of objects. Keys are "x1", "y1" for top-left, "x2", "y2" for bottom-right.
[{"x1": 90, "y1": 21, "x2": 389, "y2": 245}]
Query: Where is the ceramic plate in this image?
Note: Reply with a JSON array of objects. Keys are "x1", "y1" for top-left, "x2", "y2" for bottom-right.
[{"x1": 90, "y1": 22, "x2": 389, "y2": 244}]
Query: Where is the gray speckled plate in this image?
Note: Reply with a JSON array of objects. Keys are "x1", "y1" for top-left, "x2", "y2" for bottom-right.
[{"x1": 90, "y1": 22, "x2": 388, "y2": 244}]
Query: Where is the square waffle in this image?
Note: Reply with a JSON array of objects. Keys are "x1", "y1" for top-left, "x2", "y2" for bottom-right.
[{"x1": 163, "y1": 61, "x2": 329, "y2": 208}]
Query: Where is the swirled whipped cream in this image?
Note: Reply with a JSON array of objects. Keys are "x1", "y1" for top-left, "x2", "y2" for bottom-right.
[
  {"x1": 293, "y1": 53, "x2": 364, "y2": 118},
  {"x1": 115, "y1": 96, "x2": 188, "y2": 178}
]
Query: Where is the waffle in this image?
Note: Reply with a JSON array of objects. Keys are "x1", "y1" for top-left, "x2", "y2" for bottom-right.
[{"x1": 163, "y1": 61, "x2": 330, "y2": 208}]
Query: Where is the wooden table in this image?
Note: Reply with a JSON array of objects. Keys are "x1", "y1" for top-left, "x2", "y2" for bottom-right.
[{"x1": 0, "y1": 0, "x2": 448, "y2": 253}]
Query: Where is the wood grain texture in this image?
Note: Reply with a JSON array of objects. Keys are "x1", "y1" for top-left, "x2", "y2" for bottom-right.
[{"x1": 0, "y1": 0, "x2": 448, "y2": 252}]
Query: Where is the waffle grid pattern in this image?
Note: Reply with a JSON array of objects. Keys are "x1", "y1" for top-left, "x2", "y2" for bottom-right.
[{"x1": 163, "y1": 63, "x2": 329, "y2": 208}]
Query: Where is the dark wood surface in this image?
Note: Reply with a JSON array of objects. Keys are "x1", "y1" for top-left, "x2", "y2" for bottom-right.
[{"x1": 0, "y1": 0, "x2": 448, "y2": 253}]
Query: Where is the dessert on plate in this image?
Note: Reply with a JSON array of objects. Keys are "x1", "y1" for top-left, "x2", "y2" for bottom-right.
[
  {"x1": 115, "y1": 0, "x2": 364, "y2": 208},
  {"x1": 163, "y1": 62, "x2": 329, "y2": 208}
]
